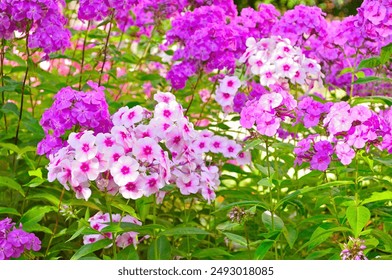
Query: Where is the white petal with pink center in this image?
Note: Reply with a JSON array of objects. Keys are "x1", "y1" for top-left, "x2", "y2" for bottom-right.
[
  {"x1": 110, "y1": 155, "x2": 140, "y2": 186},
  {"x1": 219, "y1": 75, "x2": 242, "y2": 95},
  {"x1": 119, "y1": 176, "x2": 145, "y2": 199},
  {"x1": 142, "y1": 173, "x2": 164, "y2": 197},
  {"x1": 133, "y1": 137, "x2": 161, "y2": 163},
  {"x1": 71, "y1": 158, "x2": 100, "y2": 186}
]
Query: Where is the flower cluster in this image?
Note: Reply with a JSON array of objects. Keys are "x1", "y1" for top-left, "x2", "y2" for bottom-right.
[
  {"x1": 358, "y1": 0, "x2": 392, "y2": 39},
  {"x1": 294, "y1": 102, "x2": 392, "y2": 170},
  {"x1": 271, "y1": 4, "x2": 328, "y2": 58},
  {"x1": 166, "y1": 5, "x2": 245, "y2": 90},
  {"x1": 233, "y1": 4, "x2": 280, "y2": 41},
  {"x1": 296, "y1": 96, "x2": 332, "y2": 128},
  {"x1": 46, "y1": 91, "x2": 243, "y2": 203},
  {"x1": 340, "y1": 237, "x2": 368, "y2": 260},
  {"x1": 239, "y1": 36, "x2": 323, "y2": 87},
  {"x1": 0, "y1": 217, "x2": 41, "y2": 260},
  {"x1": 37, "y1": 81, "x2": 112, "y2": 156},
  {"x1": 83, "y1": 212, "x2": 141, "y2": 249},
  {"x1": 0, "y1": 0, "x2": 71, "y2": 54}
]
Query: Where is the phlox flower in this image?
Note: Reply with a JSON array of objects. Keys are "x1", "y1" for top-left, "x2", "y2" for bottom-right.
[
  {"x1": 133, "y1": 137, "x2": 161, "y2": 163},
  {"x1": 68, "y1": 132, "x2": 97, "y2": 162},
  {"x1": 209, "y1": 135, "x2": 228, "y2": 154},
  {"x1": 119, "y1": 177, "x2": 145, "y2": 200},
  {"x1": 310, "y1": 152, "x2": 331, "y2": 171},
  {"x1": 192, "y1": 137, "x2": 210, "y2": 154},
  {"x1": 71, "y1": 158, "x2": 100, "y2": 186},
  {"x1": 219, "y1": 76, "x2": 242, "y2": 95},
  {"x1": 258, "y1": 92, "x2": 283, "y2": 111},
  {"x1": 236, "y1": 151, "x2": 252, "y2": 165},
  {"x1": 215, "y1": 88, "x2": 235, "y2": 107},
  {"x1": 154, "y1": 101, "x2": 182, "y2": 123},
  {"x1": 142, "y1": 173, "x2": 164, "y2": 197},
  {"x1": 116, "y1": 232, "x2": 139, "y2": 249},
  {"x1": 336, "y1": 142, "x2": 355, "y2": 165},
  {"x1": 72, "y1": 181, "x2": 92, "y2": 201},
  {"x1": 176, "y1": 173, "x2": 200, "y2": 195},
  {"x1": 223, "y1": 140, "x2": 242, "y2": 158},
  {"x1": 154, "y1": 91, "x2": 176, "y2": 104},
  {"x1": 259, "y1": 65, "x2": 279, "y2": 86},
  {"x1": 275, "y1": 57, "x2": 299, "y2": 79},
  {"x1": 110, "y1": 155, "x2": 139, "y2": 186},
  {"x1": 256, "y1": 112, "x2": 281, "y2": 137},
  {"x1": 120, "y1": 105, "x2": 144, "y2": 128}
]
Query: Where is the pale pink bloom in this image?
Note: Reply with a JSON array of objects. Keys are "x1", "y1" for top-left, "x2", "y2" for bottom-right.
[
  {"x1": 215, "y1": 88, "x2": 235, "y2": 107},
  {"x1": 201, "y1": 186, "x2": 216, "y2": 204},
  {"x1": 116, "y1": 232, "x2": 139, "y2": 248},
  {"x1": 292, "y1": 68, "x2": 307, "y2": 85},
  {"x1": 259, "y1": 65, "x2": 279, "y2": 86},
  {"x1": 219, "y1": 76, "x2": 242, "y2": 95},
  {"x1": 142, "y1": 173, "x2": 164, "y2": 197},
  {"x1": 177, "y1": 173, "x2": 200, "y2": 195},
  {"x1": 166, "y1": 128, "x2": 185, "y2": 151},
  {"x1": 67, "y1": 131, "x2": 96, "y2": 161},
  {"x1": 248, "y1": 51, "x2": 267, "y2": 75},
  {"x1": 192, "y1": 137, "x2": 210, "y2": 154},
  {"x1": 134, "y1": 124, "x2": 153, "y2": 139},
  {"x1": 119, "y1": 176, "x2": 145, "y2": 199},
  {"x1": 223, "y1": 140, "x2": 242, "y2": 158},
  {"x1": 154, "y1": 91, "x2": 176, "y2": 104},
  {"x1": 275, "y1": 57, "x2": 299, "y2": 79},
  {"x1": 96, "y1": 177, "x2": 118, "y2": 195},
  {"x1": 110, "y1": 155, "x2": 139, "y2": 186},
  {"x1": 112, "y1": 107, "x2": 129, "y2": 126},
  {"x1": 111, "y1": 126, "x2": 134, "y2": 151},
  {"x1": 335, "y1": 142, "x2": 355, "y2": 165},
  {"x1": 328, "y1": 112, "x2": 353, "y2": 135},
  {"x1": 276, "y1": 41, "x2": 295, "y2": 57},
  {"x1": 156, "y1": 191, "x2": 166, "y2": 204},
  {"x1": 71, "y1": 158, "x2": 100, "y2": 186},
  {"x1": 209, "y1": 135, "x2": 228, "y2": 154},
  {"x1": 95, "y1": 151, "x2": 109, "y2": 172},
  {"x1": 236, "y1": 151, "x2": 252, "y2": 165},
  {"x1": 351, "y1": 105, "x2": 372, "y2": 122},
  {"x1": 258, "y1": 92, "x2": 283, "y2": 111},
  {"x1": 83, "y1": 234, "x2": 104, "y2": 245},
  {"x1": 302, "y1": 58, "x2": 321, "y2": 76},
  {"x1": 198, "y1": 89, "x2": 210, "y2": 103},
  {"x1": 72, "y1": 181, "x2": 92, "y2": 201},
  {"x1": 154, "y1": 101, "x2": 181, "y2": 123},
  {"x1": 96, "y1": 133, "x2": 116, "y2": 149},
  {"x1": 133, "y1": 137, "x2": 161, "y2": 163},
  {"x1": 121, "y1": 105, "x2": 144, "y2": 128},
  {"x1": 149, "y1": 118, "x2": 172, "y2": 140}
]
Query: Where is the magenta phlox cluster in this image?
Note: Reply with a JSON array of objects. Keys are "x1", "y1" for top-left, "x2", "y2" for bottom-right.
[
  {"x1": 46, "y1": 91, "x2": 243, "y2": 203},
  {"x1": 357, "y1": 0, "x2": 392, "y2": 39},
  {"x1": 0, "y1": 0, "x2": 70, "y2": 53},
  {"x1": 271, "y1": 4, "x2": 328, "y2": 59},
  {"x1": 294, "y1": 102, "x2": 392, "y2": 170},
  {"x1": 296, "y1": 96, "x2": 332, "y2": 128},
  {"x1": 37, "y1": 81, "x2": 112, "y2": 156},
  {"x1": 232, "y1": 4, "x2": 280, "y2": 40},
  {"x1": 0, "y1": 217, "x2": 41, "y2": 260},
  {"x1": 166, "y1": 5, "x2": 246, "y2": 90},
  {"x1": 83, "y1": 211, "x2": 142, "y2": 248}
]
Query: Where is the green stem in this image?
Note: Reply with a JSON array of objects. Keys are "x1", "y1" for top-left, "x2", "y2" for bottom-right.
[
  {"x1": 45, "y1": 188, "x2": 65, "y2": 258},
  {"x1": 185, "y1": 71, "x2": 203, "y2": 116},
  {"x1": 78, "y1": 21, "x2": 91, "y2": 90},
  {"x1": 1, "y1": 39, "x2": 8, "y2": 132},
  {"x1": 14, "y1": 30, "x2": 31, "y2": 146},
  {"x1": 106, "y1": 193, "x2": 117, "y2": 259},
  {"x1": 98, "y1": 14, "x2": 114, "y2": 87}
]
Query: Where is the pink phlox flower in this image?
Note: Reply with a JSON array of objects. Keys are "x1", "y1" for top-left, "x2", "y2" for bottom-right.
[
  {"x1": 72, "y1": 181, "x2": 92, "y2": 201},
  {"x1": 71, "y1": 158, "x2": 100, "y2": 186},
  {"x1": 68, "y1": 132, "x2": 97, "y2": 162},
  {"x1": 133, "y1": 137, "x2": 161, "y2": 163},
  {"x1": 310, "y1": 151, "x2": 331, "y2": 171},
  {"x1": 142, "y1": 173, "x2": 164, "y2": 197},
  {"x1": 219, "y1": 75, "x2": 242, "y2": 95},
  {"x1": 236, "y1": 150, "x2": 252, "y2": 165},
  {"x1": 154, "y1": 91, "x2": 177, "y2": 104},
  {"x1": 110, "y1": 155, "x2": 139, "y2": 186},
  {"x1": 258, "y1": 92, "x2": 283, "y2": 111},
  {"x1": 120, "y1": 105, "x2": 144, "y2": 128},
  {"x1": 176, "y1": 173, "x2": 200, "y2": 195},
  {"x1": 223, "y1": 140, "x2": 242, "y2": 158},
  {"x1": 336, "y1": 142, "x2": 355, "y2": 165},
  {"x1": 209, "y1": 135, "x2": 228, "y2": 154}
]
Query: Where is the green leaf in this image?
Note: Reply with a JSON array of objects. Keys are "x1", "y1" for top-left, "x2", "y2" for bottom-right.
[
  {"x1": 262, "y1": 211, "x2": 284, "y2": 231},
  {"x1": 20, "y1": 206, "x2": 57, "y2": 228},
  {"x1": 159, "y1": 226, "x2": 209, "y2": 237},
  {"x1": 24, "y1": 177, "x2": 46, "y2": 188},
  {"x1": 111, "y1": 201, "x2": 138, "y2": 217},
  {"x1": 258, "y1": 178, "x2": 273, "y2": 188},
  {"x1": 380, "y1": 42, "x2": 392, "y2": 64},
  {"x1": 148, "y1": 236, "x2": 171, "y2": 260},
  {"x1": 0, "y1": 102, "x2": 19, "y2": 117},
  {"x1": 243, "y1": 138, "x2": 262, "y2": 151},
  {"x1": 27, "y1": 192, "x2": 60, "y2": 206},
  {"x1": 339, "y1": 67, "x2": 354, "y2": 76},
  {"x1": 71, "y1": 239, "x2": 112, "y2": 260},
  {"x1": 192, "y1": 248, "x2": 232, "y2": 259},
  {"x1": 116, "y1": 245, "x2": 139, "y2": 260},
  {"x1": 299, "y1": 226, "x2": 352, "y2": 252},
  {"x1": 254, "y1": 239, "x2": 274, "y2": 260},
  {"x1": 351, "y1": 95, "x2": 392, "y2": 106},
  {"x1": 283, "y1": 226, "x2": 298, "y2": 249},
  {"x1": 277, "y1": 181, "x2": 354, "y2": 209},
  {"x1": 223, "y1": 232, "x2": 248, "y2": 247},
  {"x1": 28, "y1": 168, "x2": 43, "y2": 179},
  {"x1": 346, "y1": 205, "x2": 371, "y2": 237},
  {"x1": 0, "y1": 176, "x2": 25, "y2": 197},
  {"x1": 0, "y1": 207, "x2": 20, "y2": 216},
  {"x1": 353, "y1": 76, "x2": 382, "y2": 84},
  {"x1": 358, "y1": 57, "x2": 381, "y2": 69},
  {"x1": 371, "y1": 229, "x2": 392, "y2": 252},
  {"x1": 361, "y1": 191, "x2": 392, "y2": 205}
]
